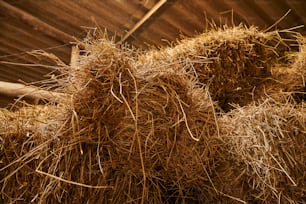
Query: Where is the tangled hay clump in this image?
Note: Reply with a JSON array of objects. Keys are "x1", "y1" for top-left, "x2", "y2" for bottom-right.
[
  {"x1": 218, "y1": 101, "x2": 306, "y2": 203},
  {"x1": 135, "y1": 25, "x2": 285, "y2": 110},
  {"x1": 1, "y1": 37, "x2": 220, "y2": 203},
  {"x1": 284, "y1": 36, "x2": 306, "y2": 93},
  {"x1": 252, "y1": 36, "x2": 305, "y2": 104},
  {"x1": 0, "y1": 104, "x2": 68, "y2": 203},
  {"x1": 61, "y1": 38, "x2": 219, "y2": 203}
]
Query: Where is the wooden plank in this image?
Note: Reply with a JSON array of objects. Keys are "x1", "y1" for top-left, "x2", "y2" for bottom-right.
[
  {"x1": 68, "y1": 45, "x2": 81, "y2": 91},
  {"x1": 70, "y1": 46, "x2": 79, "y2": 67},
  {"x1": 0, "y1": 81, "x2": 67, "y2": 103},
  {"x1": 120, "y1": 0, "x2": 167, "y2": 43}
]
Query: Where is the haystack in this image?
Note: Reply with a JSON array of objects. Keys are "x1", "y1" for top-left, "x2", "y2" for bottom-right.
[
  {"x1": 1, "y1": 26, "x2": 305, "y2": 204},
  {"x1": 135, "y1": 25, "x2": 284, "y2": 111},
  {"x1": 1, "y1": 38, "x2": 219, "y2": 203},
  {"x1": 217, "y1": 101, "x2": 306, "y2": 203},
  {"x1": 255, "y1": 36, "x2": 306, "y2": 103},
  {"x1": 60, "y1": 38, "x2": 219, "y2": 203},
  {"x1": 0, "y1": 104, "x2": 67, "y2": 203},
  {"x1": 278, "y1": 36, "x2": 306, "y2": 94}
]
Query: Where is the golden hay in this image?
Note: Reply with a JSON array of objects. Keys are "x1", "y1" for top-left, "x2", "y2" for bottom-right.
[
  {"x1": 1, "y1": 38, "x2": 219, "y2": 203},
  {"x1": 134, "y1": 25, "x2": 284, "y2": 111},
  {"x1": 61, "y1": 38, "x2": 219, "y2": 203},
  {"x1": 0, "y1": 104, "x2": 67, "y2": 203},
  {"x1": 284, "y1": 37, "x2": 306, "y2": 93},
  {"x1": 1, "y1": 26, "x2": 305, "y2": 204},
  {"x1": 255, "y1": 36, "x2": 306, "y2": 103},
  {"x1": 217, "y1": 101, "x2": 306, "y2": 203}
]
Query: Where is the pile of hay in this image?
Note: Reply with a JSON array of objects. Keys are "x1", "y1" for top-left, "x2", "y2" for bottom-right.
[
  {"x1": 1, "y1": 38, "x2": 220, "y2": 203},
  {"x1": 0, "y1": 104, "x2": 67, "y2": 203},
  {"x1": 217, "y1": 101, "x2": 305, "y2": 203},
  {"x1": 135, "y1": 25, "x2": 285, "y2": 111},
  {"x1": 255, "y1": 37, "x2": 306, "y2": 103},
  {"x1": 59, "y1": 39, "x2": 219, "y2": 203},
  {"x1": 1, "y1": 26, "x2": 305, "y2": 203}
]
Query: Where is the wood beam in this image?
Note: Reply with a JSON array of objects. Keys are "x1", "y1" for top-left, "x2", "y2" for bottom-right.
[
  {"x1": 70, "y1": 46, "x2": 80, "y2": 67},
  {"x1": 0, "y1": 0, "x2": 84, "y2": 48},
  {"x1": 68, "y1": 45, "x2": 82, "y2": 91},
  {"x1": 0, "y1": 81, "x2": 68, "y2": 103},
  {"x1": 120, "y1": 0, "x2": 167, "y2": 43}
]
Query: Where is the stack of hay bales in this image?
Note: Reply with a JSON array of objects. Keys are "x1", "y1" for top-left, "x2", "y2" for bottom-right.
[
  {"x1": 213, "y1": 36, "x2": 306, "y2": 203},
  {"x1": 0, "y1": 26, "x2": 305, "y2": 203}
]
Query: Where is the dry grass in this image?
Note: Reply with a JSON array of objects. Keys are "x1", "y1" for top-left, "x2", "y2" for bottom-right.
[
  {"x1": 1, "y1": 38, "x2": 219, "y2": 203},
  {"x1": 217, "y1": 101, "x2": 305, "y2": 203},
  {"x1": 0, "y1": 104, "x2": 68, "y2": 203},
  {"x1": 255, "y1": 36, "x2": 306, "y2": 103},
  {"x1": 134, "y1": 25, "x2": 286, "y2": 111},
  {"x1": 0, "y1": 27, "x2": 305, "y2": 203}
]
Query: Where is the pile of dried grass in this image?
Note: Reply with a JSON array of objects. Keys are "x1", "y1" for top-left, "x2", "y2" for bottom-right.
[
  {"x1": 60, "y1": 39, "x2": 220, "y2": 203},
  {"x1": 255, "y1": 37, "x2": 306, "y2": 102},
  {"x1": 217, "y1": 101, "x2": 305, "y2": 203},
  {"x1": 1, "y1": 38, "x2": 220, "y2": 203},
  {"x1": 135, "y1": 25, "x2": 284, "y2": 111},
  {"x1": 1, "y1": 26, "x2": 305, "y2": 204},
  {"x1": 0, "y1": 104, "x2": 67, "y2": 203}
]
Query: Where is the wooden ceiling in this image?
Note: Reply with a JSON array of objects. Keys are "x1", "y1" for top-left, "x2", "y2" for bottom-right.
[{"x1": 0, "y1": 0, "x2": 306, "y2": 107}]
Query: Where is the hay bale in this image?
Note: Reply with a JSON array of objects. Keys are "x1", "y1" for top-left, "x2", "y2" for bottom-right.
[
  {"x1": 284, "y1": 37, "x2": 306, "y2": 94},
  {"x1": 218, "y1": 101, "x2": 306, "y2": 203},
  {"x1": 61, "y1": 39, "x2": 219, "y2": 203},
  {"x1": 0, "y1": 104, "x2": 67, "y2": 203},
  {"x1": 1, "y1": 39, "x2": 219, "y2": 203},
  {"x1": 255, "y1": 37, "x2": 306, "y2": 103},
  {"x1": 134, "y1": 26, "x2": 283, "y2": 111}
]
